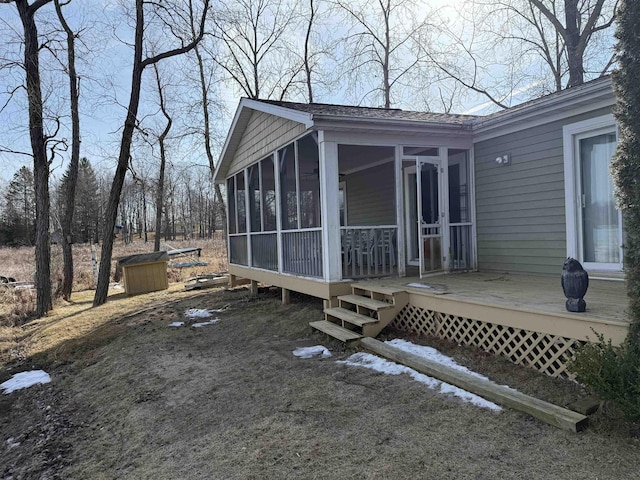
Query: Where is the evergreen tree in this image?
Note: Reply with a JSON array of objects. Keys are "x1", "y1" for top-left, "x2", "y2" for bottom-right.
[
  {"x1": 2, "y1": 166, "x2": 36, "y2": 246},
  {"x1": 611, "y1": 0, "x2": 640, "y2": 349},
  {"x1": 59, "y1": 158, "x2": 100, "y2": 243}
]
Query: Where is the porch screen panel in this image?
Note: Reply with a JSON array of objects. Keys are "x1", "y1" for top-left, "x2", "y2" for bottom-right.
[
  {"x1": 251, "y1": 233, "x2": 277, "y2": 270},
  {"x1": 229, "y1": 235, "x2": 248, "y2": 265},
  {"x1": 248, "y1": 164, "x2": 261, "y2": 232},
  {"x1": 580, "y1": 133, "x2": 619, "y2": 263},
  {"x1": 282, "y1": 230, "x2": 323, "y2": 277},
  {"x1": 448, "y1": 149, "x2": 472, "y2": 270},
  {"x1": 279, "y1": 143, "x2": 297, "y2": 230},
  {"x1": 227, "y1": 176, "x2": 236, "y2": 234},
  {"x1": 236, "y1": 172, "x2": 247, "y2": 234},
  {"x1": 261, "y1": 156, "x2": 277, "y2": 231},
  {"x1": 297, "y1": 133, "x2": 321, "y2": 228}
]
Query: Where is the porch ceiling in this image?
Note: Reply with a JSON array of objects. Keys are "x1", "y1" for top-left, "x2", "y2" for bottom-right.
[{"x1": 338, "y1": 144, "x2": 395, "y2": 174}]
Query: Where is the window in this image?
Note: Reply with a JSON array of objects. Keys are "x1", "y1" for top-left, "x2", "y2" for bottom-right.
[{"x1": 563, "y1": 114, "x2": 622, "y2": 272}]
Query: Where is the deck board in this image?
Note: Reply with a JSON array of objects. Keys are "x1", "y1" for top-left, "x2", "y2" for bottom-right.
[{"x1": 361, "y1": 272, "x2": 629, "y2": 325}]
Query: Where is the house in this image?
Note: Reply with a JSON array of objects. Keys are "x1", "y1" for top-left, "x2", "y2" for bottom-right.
[{"x1": 213, "y1": 76, "x2": 628, "y2": 377}]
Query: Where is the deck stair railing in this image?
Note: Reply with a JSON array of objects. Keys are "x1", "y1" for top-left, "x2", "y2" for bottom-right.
[
  {"x1": 310, "y1": 283, "x2": 409, "y2": 342},
  {"x1": 341, "y1": 226, "x2": 397, "y2": 279}
]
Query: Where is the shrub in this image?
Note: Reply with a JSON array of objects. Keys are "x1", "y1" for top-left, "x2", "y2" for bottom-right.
[{"x1": 569, "y1": 333, "x2": 640, "y2": 423}]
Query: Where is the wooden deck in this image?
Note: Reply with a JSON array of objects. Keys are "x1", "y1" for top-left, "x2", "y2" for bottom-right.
[{"x1": 358, "y1": 272, "x2": 630, "y2": 345}]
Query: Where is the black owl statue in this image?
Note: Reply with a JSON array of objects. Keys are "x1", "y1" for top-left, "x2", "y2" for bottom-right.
[{"x1": 561, "y1": 258, "x2": 589, "y2": 312}]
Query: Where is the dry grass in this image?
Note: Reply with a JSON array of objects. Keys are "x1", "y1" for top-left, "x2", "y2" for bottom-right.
[
  {"x1": 0, "y1": 235, "x2": 228, "y2": 325},
  {"x1": 2, "y1": 288, "x2": 640, "y2": 479}
]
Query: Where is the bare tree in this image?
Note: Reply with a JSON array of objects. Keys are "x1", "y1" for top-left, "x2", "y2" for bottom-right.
[
  {"x1": 151, "y1": 62, "x2": 172, "y2": 252},
  {"x1": 93, "y1": 0, "x2": 209, "y2": 307},
  {"x1": 189, "y1": 0, "x2": 226, "y2": 236},
  {"x1": 336, "y1": 0, "x2": 431, "y2": 108},
  {"x1": 434, "y1": 0, "x2": 618, "y2": 108},
  {"x1": 210, "y1": 0, "x2": 301, "y2": 100},
  {"x1": 53, "y1": 0, "x2": 80, "y2": 301},
  {"x1": 1, "y1": 0, "x2": 55, "y2": 316}
]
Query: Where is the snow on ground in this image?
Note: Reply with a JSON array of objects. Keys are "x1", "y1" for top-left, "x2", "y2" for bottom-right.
[
  {"x1": 339, "y1": 350, "x2": 501, "y2": 411},
  {"x1": 1, "y1": 370, "x2": 51, "y2": 394},
  {"x1": 184, "y1": 308, "x2": 215, "y2": 319},
  {"x1": 293, "y1": 345, "x2": 332, "y2": 359},
  {"x1": 192, "y1": 319, "x2": 220, "y2": 328},
  {"x1": 168, "y1": 321, "x2": 185, "y2": 327},
  {"x1": 385, "y1": 339, "x2": 488, "y2": 381}
]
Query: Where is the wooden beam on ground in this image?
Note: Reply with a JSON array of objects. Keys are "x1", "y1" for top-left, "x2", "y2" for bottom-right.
[
  {"x1": 281, "y1": 288, "x2": 290, "y2": 305},
  {"x1": 360, "y1": 337, "x2": 589, "y2": 433}
]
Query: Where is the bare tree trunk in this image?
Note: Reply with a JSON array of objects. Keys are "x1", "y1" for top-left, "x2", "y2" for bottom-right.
[
  {"x1": 93, "y1": 0, "x2": 209, "y2": 306},
  {"x1": 54, "y1": 0, "x2": 80, "y2": 301},
  {"x1": 304, "y1": 0, "x2": 315, "y2": 102},
  {"x1": 564, "y1": 0, "x2": 583, "y2": 87},
  {"x1": 193, "y1": 41, "x2": 227, "y2": 240},
  {"x1": 13, "y1": 0, "x2": 53, "y2": 316},
  {"x1": 153, "y1": 62, "x2": 172, "y2": 252}
]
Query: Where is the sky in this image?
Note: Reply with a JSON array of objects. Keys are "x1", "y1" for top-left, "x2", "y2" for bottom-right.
[{"x1": 0, "y1": 0, "x2": 617, "y2": 185}]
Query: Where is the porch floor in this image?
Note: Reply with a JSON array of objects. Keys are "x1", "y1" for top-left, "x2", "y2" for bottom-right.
[
  {"x1": 356, "y1": 271, "x2": 630, "y2": 345},
  {"x1": 360, "y1": 271, "x2": 629, "y2": 324}
]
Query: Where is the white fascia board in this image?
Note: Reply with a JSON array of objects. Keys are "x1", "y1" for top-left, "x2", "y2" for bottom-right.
[
  {"x1": 472, "y1": 78, "x2": 615, "y2": 142},
  {"x1": 313, "y1": 116, "x2": 473, "y2": 136},
  {"x1": 213, "y1": 100, "x2": 246, "y2": 184},
  {"x1": 242, "y1": 98, "x2": 314, "y2": 129}
]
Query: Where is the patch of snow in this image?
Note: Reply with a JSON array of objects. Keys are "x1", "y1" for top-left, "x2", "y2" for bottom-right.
[
  {"x1": 111, "y1": 283, "x2": 123, "y2": 290},
  {"x1": 339, "y1": 353, "x2": 501, "y2": 411},
  {"x1": 293, "y1": 345, "x2": 332, "y2": 359},
  {"x1": 192, "y1": 318, "x2": 220, "y2": 328},
  {"x1": 1, "y1": 370, "x2": 51, "y2": 394},
  {"x1": 184, "y1": 308, "x2": 214, "y2": 319},
  {"x1": 384, "y1": 339, "x2": 487, "y2": 381},
  {"x1": 6, "y1": 437, "x2": 20, "y2": 449},
  {"x1": 168, "y1": 321, "x2": 185, "y2": 327}
]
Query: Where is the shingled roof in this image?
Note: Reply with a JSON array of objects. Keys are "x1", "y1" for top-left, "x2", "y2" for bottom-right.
[{"x1": 256, "y1": 99, "x2": 477, "y2": 125}]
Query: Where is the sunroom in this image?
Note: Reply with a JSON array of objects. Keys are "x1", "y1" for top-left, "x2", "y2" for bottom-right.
[{"x1": 215, "y1": 99, "x2": 476, "y2": 300}]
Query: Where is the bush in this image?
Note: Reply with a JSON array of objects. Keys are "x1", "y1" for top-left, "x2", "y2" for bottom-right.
[{"x1": 569, "y1": 333, "x2": 640, "y2": 423}]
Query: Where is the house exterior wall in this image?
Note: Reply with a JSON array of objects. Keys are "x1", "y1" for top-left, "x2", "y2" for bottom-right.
[
  {"x1": 473, "y1": 106, "x2": 613, "y2": 275},
  {"x1": 345, "y1": 161, "x2": 396, "y2": 226},
  {"x1": 227, "y1": 110, "x2": 306, "y2": 177}
]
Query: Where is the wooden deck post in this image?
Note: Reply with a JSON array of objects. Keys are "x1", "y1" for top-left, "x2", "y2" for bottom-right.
[
  {"x1": 228, "y1": 274, "x2": 237, "y2": 288},
  {"x1": 281, "y1": 287, "x2": 290, "y2": 304},
  {"x1": 250, "y1": 280, "x2": 259, "y2": 295}
]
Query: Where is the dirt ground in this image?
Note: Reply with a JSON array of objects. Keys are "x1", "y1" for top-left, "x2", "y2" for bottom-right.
[{"x1": 1, "y1": 286, "x2": 640, "y2": 479}]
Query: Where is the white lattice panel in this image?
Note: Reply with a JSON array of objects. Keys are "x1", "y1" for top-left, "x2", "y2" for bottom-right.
[{"x1": 392, "y1": 305, "x2": 579, "y2": 378}]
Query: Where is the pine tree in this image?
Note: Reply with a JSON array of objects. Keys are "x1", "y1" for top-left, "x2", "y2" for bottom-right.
[
  {"x1": 58, "y1": 158, "x2": 100, "y2": 243},
  {"x1": 611, "y1": 0, "x2": 640, "y2": 349},
  {"x1": 2, "y1": 166, "x2": 36, "y2": 246}
]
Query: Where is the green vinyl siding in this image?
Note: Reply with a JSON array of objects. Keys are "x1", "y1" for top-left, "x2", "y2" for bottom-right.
[
  {"x1": 228, "y1": 110, "x2": 306, "y2": 177},
  {"x1": 345, "y1": 161, "x2": 396, "y2": 226},
  {"x1": 474, "y1": 107, "x2": 612, "y2": 275}
]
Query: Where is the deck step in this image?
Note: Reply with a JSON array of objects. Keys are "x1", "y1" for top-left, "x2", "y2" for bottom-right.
[
  {"x1": 350, "y1": 283, "x2": 407, "y2": 296},
  {"x1": 325, "y1": 307, "x2": 379, "y2": 327},
  {"x1": 310, "y1": 320, "x2": 363, "y2": 342},
  {"x1": 338, "y1": 294, "x2": 394, "y2": 311}
]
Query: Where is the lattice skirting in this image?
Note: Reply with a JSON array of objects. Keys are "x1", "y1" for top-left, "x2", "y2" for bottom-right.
[{"x1": 391, "y1": 304, "x2": 582, "y2": 378}]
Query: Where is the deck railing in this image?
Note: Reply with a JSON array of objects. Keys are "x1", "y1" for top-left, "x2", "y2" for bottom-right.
[
  {"x1": 282, "y1": 228, "x2": 323, "y2": 277},
  {"x1": 341, "y1": 226, "x2": 397, "y2": 278},
  {"x1": 250, "y1": 232, "x2": 278, "y2": 271}
]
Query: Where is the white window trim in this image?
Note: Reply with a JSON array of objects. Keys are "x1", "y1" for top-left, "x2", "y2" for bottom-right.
[{"x1": 563, "y1": 113, "x2": 621, "y2": 272}]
